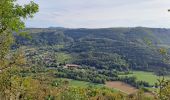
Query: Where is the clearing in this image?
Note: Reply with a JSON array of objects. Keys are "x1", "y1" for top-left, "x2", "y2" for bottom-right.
[
  {"x1": 119, "y1": 71, "x2": 170, "y2": 85},
  {"x1": 105, "y1": 81, "x2": 138, "y2": 94}
]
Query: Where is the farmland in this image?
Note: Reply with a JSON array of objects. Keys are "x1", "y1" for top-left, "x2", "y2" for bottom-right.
[
  {"x1": 119, "y1": 71, "x2": 170, "y2": 85},
  {"x1": 105, "y1": 81, "x2": 138, "y2": 94},
  {"x1": 68, "y1": 80, "x2": 154, "y2": 97}
]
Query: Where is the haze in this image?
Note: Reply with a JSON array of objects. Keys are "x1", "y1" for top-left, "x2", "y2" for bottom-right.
[{"x1": 18, "y1": 0, "x2": 170, "y2": 28}]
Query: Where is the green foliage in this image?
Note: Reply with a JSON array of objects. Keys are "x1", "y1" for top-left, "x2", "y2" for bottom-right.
[
  {"x1": 0, "y1": 0, "x2": 38, "y2": 59},
  {"x1": 55, "y1": 67, "x2": 119, "y2": 84},
  {"x1": 68, "y1": 79, "x2": 104, "y2": 88},
  {"x1": 55, "y1": 52, "x2": 72, "y2": 64},
  {"x1": 155, "y1": 78, "x2": 170, "y2": 100},
  {"x1": 57, "y1": 86, "x2": 126, "y2": 100},
  {"x1": 0, "y1": 0, "x2": 39, "y2": 99},
  {"x1": 53, "y1": 78, "x2": 104, "y2": 88},
  {"x1": 16, "y1": 27, "x2": 170, "y2": 73},
  {"x1": 0, "y1": 0, "x2": 38, "y2": 60},
  {"x1": 119, "y1": 71, "x2": 170, "y2": 85},
  {"x1": 74, "y1": 52, "x2": 128, "y2": 70}
]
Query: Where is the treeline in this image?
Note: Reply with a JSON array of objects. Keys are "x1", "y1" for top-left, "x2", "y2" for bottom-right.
[
  {"x1": 54, "y1": 67, "x2": 150, "y2": 88},
  {"x1": 119, "y1": 76, "x2": 150, "y2": 88},
  {"x1": 55, "y1": 67, "x2": 117, "y2": 84}
]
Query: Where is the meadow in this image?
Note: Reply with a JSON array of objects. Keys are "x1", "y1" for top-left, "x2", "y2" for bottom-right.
[
  {"x1": 68, "y1": 79, "x2": 104, "y2": 88},
  {"x1": 119, "y1": 71, "x2": 170, "y2": 85}
]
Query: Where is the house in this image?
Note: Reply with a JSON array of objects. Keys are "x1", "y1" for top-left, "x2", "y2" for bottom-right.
[{"x1": 64, "y1": 64, "x2": 80, "y2": 69}]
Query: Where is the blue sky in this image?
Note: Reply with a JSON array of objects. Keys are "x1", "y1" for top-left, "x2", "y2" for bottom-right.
[{"x1": 18, "y1": 0, "x2": 170, "y2": 28}]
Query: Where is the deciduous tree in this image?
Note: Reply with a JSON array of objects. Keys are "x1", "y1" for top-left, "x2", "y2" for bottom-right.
[{"x1": 0, "y1": 0, "x2": 38, "y2": 99}]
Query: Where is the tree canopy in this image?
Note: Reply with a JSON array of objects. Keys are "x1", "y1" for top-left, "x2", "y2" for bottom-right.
[
  {"x1": 0, "y1": 0, "x2": 39, "y2": 99},
  {"x1": 0, "y1": 0, "x2": 38, "y2": 59}
]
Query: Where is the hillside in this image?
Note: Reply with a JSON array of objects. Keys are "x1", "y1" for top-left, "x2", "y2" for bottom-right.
[{"x1": 16, "y1": 27, "x2": 170, "y2": 74}]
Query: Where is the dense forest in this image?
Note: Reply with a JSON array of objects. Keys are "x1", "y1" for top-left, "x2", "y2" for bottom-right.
[{"x1": 16, "y1": 27, "x2": 170, "y2": 74}]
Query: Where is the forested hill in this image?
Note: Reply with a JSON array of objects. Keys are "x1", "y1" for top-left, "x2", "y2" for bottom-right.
[{"x1": 16, "y1": 27, "x2": 170, "y2": 74}]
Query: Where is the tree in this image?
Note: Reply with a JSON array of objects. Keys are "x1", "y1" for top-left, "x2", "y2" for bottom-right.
[
  {"x1": 0, "y1": 0, "x2": 38, "y2": 58},
  {"x1": 0, "y1": 0, "x2": 38, "y2": 99},
  {"x1": 0, "y1": 0, "x2": 39, "y2": 64}
]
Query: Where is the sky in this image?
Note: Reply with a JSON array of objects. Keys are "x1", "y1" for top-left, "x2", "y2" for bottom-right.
[{"x1": 17, "y1": 0, "x2": 170, "y2": 28}]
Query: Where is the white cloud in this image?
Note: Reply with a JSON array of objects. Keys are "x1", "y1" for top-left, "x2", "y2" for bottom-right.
[{"x1": 18, "y1": 0, "x2": 170, "y2": 28}]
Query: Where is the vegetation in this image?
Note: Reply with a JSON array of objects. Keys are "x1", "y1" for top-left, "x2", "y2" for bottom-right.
[
  {"x1": 68, "y1": 79, "x2": 104, "y2": 88},
  {"x1": 55, "y1": 52, "x2": 72, "y2": 65},
  {"x1": 1, "y1": 0, "x2": 170, "y2": 100},
  {"x1": 16, "y1": 27, "x2": 170, "y2": 74},
  {"x1": 0, "y1": 0, "x2": 39, "y2": 99},
  {"x1": 119, "y1": 71, "x2": 170, "y2": 85},
  {"x1": 12, "y1": 27, "x2": 170, "y2": 99},
  {"x1": 55, "y1": 67, "x2": 118, "y2": 84}
]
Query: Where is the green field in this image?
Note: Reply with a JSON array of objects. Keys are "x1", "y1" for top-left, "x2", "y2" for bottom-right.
[
  {"x1": 69, "y1": 79, "x2": 104, "y2": 88},
  {"x1": 68, "y1": 79, "x2": 120, "y2": 93},
  {"x1": 119, "y1": 71, "x2": 170, "y2": 85},
  {"x1": 57, "y1": 78, "x2": 104, "y2": 88}
]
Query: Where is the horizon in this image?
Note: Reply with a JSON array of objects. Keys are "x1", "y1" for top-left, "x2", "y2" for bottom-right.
[
  {"x1": 18, "y1": 0, "x2": 170, "y2": 28},
  {"x1": 26, "y1": 26, "x2": 170, "y2": 29}
]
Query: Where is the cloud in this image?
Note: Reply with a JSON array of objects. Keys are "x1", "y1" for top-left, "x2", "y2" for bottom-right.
[{"x1": 18, "y1": 0, "x2": 170, "y2": 28}]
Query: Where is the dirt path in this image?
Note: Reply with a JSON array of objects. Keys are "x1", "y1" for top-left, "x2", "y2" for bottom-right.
[{"x1": 105, "y1": 81, "x2": 138, "y2": 94}]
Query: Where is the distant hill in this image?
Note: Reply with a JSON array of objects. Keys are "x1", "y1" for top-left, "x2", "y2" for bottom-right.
[{"x1": 16, "y1": 27, "x2": 170, "y2": 74}]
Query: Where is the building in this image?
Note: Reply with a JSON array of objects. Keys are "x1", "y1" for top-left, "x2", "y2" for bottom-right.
[{"x1": 64, "y1": 64, "x2": 80, "y2": 69}]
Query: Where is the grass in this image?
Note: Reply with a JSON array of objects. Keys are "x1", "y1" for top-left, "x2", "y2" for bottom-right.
[
  {"x1": 69, "y1": 79, "x2": 104, "y2": 88},
  {"x1": 54, "y1": 78, "x2": 124, "y2": 94},
  {"x1": 56, "y1": 78, "x2": 104, "y2": 88},
  {"x1": 68, "y1": 79, "x2": 120, "y2": 93},
  {"x1": 119, "y1": 71, "x2": 170, "y2": 85}
]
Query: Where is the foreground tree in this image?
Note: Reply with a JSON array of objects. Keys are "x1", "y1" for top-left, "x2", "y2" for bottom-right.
[
  {"x1": 0, "y1": 0, "x2": 38, "y2": 99},
  {"x1": 0, "y1": 0, "x2": 38, "y2": 58}
]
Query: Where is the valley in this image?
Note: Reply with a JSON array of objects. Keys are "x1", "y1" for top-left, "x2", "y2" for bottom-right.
[
  {"x1": 15, "y1": 27, "x2": 170, "y2": 98},
  {"x1": 2, "y1": 0, "x2": 170, "y2": 99}
]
